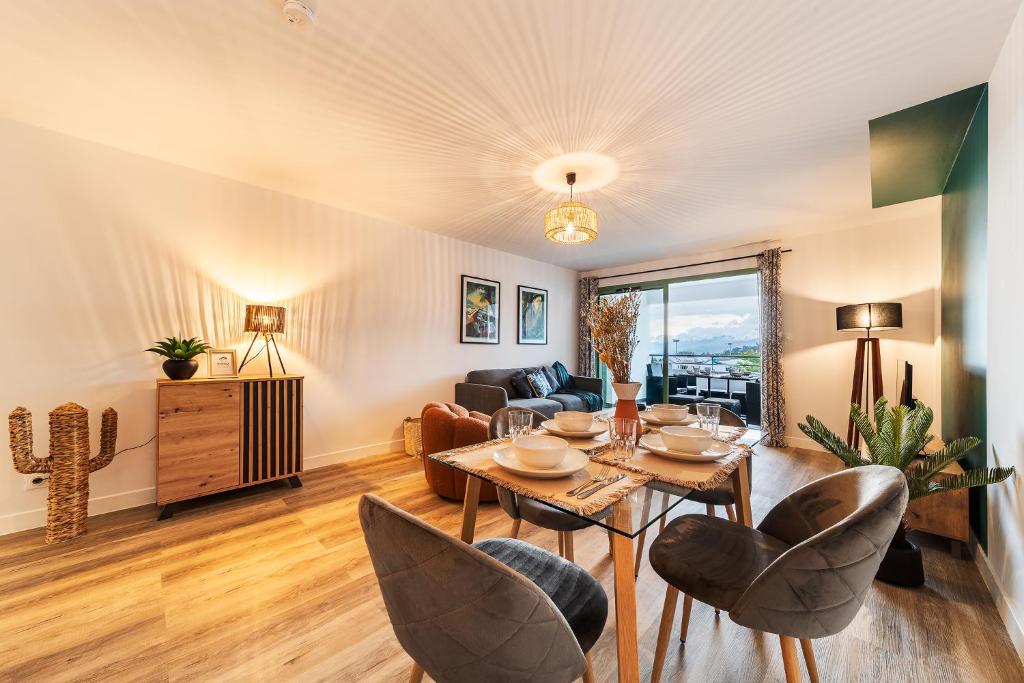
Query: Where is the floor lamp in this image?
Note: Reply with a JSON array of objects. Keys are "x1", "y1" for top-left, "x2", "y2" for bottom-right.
[
  {"x1": 239, "y1": 304, "x2": 288, "y2": 377},
  {"x1": 836, "y1": 302, "x2": 903, "y2": 448}
]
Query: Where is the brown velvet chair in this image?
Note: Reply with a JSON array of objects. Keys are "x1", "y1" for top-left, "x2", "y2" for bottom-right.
[{"x1": 420, "y1": 402, "x2": 497, "y2": 502}]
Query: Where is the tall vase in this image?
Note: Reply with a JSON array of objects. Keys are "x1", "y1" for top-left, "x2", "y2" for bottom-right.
[{"x1": 612, "y1": 382, "x2": 642, "y2": 442}]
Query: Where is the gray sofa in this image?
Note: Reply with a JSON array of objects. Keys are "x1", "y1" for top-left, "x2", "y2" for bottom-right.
[{"x1": 455, "y1": 366, "x2": 604, "y2": 418}]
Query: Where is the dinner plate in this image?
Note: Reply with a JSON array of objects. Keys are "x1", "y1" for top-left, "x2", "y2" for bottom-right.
[
  {"x1": 540, "y1": 420, "x2": 607, "y2": 439},
  {"x1": 638, "y1": 410, "x2": 699, "y2": 426},
  {"x1": 492, "y1": 447, "x2": 591, "y2": 479},
  {"x1": 639, "y1": 433, "x2": 733, "y2": 462}
]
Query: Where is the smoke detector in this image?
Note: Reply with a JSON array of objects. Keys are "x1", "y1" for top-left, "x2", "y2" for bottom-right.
[{"x1": 282, "y1": 1, "x2": 315, "y2": 27}]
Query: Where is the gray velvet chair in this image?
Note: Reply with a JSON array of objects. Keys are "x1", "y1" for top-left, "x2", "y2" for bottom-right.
[
  {"x1": 647, "y1": 465, "x2": 908, "y2": 683},
  {"x1": 633, "y1": 407, "x2": 748, "y2": 577},
  {"x1": 359, "y1": 493, "x2": 607, "y2": 683},
  {"x1": 489, "y1": 407, "x2": 609, "y2": 561}
]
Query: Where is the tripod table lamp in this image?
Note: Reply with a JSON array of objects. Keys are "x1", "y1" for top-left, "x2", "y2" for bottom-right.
[
  {"x1": 239, "y1": 304, "x2": 287, "y2": 377},
  {"x1": 836, "y1": 302, "x2": 902, "y2": 447}
]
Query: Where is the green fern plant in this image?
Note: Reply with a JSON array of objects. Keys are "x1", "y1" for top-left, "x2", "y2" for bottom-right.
[
  {"x1": 145, "y1": 336, "x2": 210, "y2": 361},
  {"x1": 799, "y1": 398, "x2": 1013, "y2": 503}
]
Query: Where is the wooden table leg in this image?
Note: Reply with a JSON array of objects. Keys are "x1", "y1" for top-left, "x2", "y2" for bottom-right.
[
  {"x1": 731, "y1": 459, "x2": 753, "y2": 528},
  {"x1": 460, "y1": 476, "x2": 482, "y2": 543},
  {"x1": 633, "y1": 487, "x2": 654, "y2": 577},
  {"x1": 610, "y1": 498, "x2": 640, "y2": 683}
]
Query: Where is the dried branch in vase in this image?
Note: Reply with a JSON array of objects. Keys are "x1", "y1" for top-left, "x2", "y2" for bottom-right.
[{"x1": 587, "y1": 290, "x2": 642, "y2": 384}]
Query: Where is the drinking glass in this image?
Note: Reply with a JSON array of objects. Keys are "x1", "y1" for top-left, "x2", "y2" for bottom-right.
[
  {"x1": 507, "y1": 409, "x2": 533, "y2": 440},
  {"x1": 607, "y1": 417, "x2": 638, "y2": 461},
  {"x1": 696, "y1": 403, "x2": 720, "y2": 436}
]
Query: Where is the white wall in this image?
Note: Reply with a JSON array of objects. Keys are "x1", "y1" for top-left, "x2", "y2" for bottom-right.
[
  {"x1": 982, "y1": 0, "x2": 1024, "y2": 658},
  {"x1": 583, "y1": 199, "x2": 943, "y2": 449},
  {"x1": 0, "y1": 118, "x2": 578, "y2": 535}
]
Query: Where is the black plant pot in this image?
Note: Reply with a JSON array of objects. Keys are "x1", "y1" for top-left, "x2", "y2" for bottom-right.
[
  {"x1": 162, "y1": 359, "x2": 199, "y2": 380},
  {"x1": 876, "y1": 538, "x2": 925, "y2": 587}
]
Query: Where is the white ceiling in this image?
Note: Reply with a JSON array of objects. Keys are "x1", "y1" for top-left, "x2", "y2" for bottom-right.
[{"x1": 0, "y1": 0, "x2": 1019, "y2": 270}]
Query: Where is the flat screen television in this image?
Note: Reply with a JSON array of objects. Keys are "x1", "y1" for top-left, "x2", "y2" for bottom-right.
[{"x1": 899, "y1": 361, "x2": 914, "y2": 408}]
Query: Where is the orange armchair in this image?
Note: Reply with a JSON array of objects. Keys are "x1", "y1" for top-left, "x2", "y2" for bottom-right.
[{"x1": 420, "y1": 402, "x2": 498, "y2": 502}]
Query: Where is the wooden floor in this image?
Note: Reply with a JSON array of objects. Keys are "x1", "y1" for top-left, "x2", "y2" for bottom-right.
[{"x1": 1, "y1": 445, "x2": 1021, "y2": 683}]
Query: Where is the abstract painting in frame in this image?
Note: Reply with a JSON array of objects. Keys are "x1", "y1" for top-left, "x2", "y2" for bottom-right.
[
  {"x1": 461, "y1": 275, "x2": 500, "y2": 344},
  {"x1": 517, "y1": 285, "x2": 548, "y2": 344}
]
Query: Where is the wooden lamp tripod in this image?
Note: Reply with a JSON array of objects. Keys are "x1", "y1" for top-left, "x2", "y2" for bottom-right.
[
  {"x1": 836, "y1": 302, "x2": 902, "y2": 447},
  {"x1": 239, "y1": 304, "x2": 288, "y2": 377}
]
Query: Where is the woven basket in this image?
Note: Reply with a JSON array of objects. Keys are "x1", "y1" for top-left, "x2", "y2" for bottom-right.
[{"x1": 403, "y1": 417, "x2": 422, "y2": 457}]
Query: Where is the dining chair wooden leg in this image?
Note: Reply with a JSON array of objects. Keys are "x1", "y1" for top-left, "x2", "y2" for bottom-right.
[
  {"x1": 779, "y1": 635, "x2": 802, "y2": 683},
  {"x1": 582, "y1": 652, "x2": 596, "y2": 683},
  {"x1": 460, "y1": 476, "x2": 482, "y2": 543},
  {"x1": 509, "y1": 518, "x2": 522, "y2": 539},
  {"x1": 679, "y1": 593, "x2": 693, "y2": 642},
  {"x1": 658, "y1": 492, "x2": 670, "y2": 532},
  {"x1": 633, "y1": 488, "x2": 654, "y2": 577},
  {"x1": 409, "y1": 662, "x2": 424, "y2": 683},
  {"x1": 705, "y1": 503, "x2": 716, "y2": 517},
  {"x1": 564, "y1": 531, "x2": 575, "y2": 562},
  {"x1": 607, "y1": 528, "x2": 614, "y2": 556},
  {"x1": 726, "y1": 504, "x2": 737, "y2": 523},
  {"x1": 558, "y1": 532, "x2": 565, "y2": 557},
  {"x1": 800, "y1": 639, "x2": 820, "y2": 683},
  {"x1": 651, "y1": 585, "x2": 679, "y2": 683}
]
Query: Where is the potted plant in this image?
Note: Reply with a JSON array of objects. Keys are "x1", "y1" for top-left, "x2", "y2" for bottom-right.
[
  {"x1": 799, "y1": 398, "x2": 1014, "y2": 586},
  {"x1": 146, "y1": 336, "x2": 211, "y2": 380},
  {"x1": 588, "y1": 290, "x2": 642, "y2": 428}
]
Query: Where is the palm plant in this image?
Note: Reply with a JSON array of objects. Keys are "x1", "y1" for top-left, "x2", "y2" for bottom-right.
[
  {"x1": 799, "y1": 397, "x2": 1013, "y2": 546},
  {"x1": 145, "y1": 336, "x2": 210, "y2": 360}
]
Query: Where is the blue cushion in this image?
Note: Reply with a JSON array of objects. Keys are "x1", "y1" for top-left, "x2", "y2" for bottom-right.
[
  {"x1": 526, "y1": 370, "x2": 553, "y2": 397},
  {"x1": 541, "y1": 365, "x2": 561, "y2": 392}
]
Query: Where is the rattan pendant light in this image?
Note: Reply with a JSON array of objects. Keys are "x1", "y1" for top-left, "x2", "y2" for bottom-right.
[{"x1": 544, "y1": 171, "x2": 598, "y2": 244}]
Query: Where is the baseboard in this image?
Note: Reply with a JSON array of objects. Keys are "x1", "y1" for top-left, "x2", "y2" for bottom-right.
[
  {"x1": 0, "y1": 438, "x2": 407, "y2": 537},
  {"x1": 304, "y1": 438, "x2": 406, "y2": 468},
  {"x1": 973, "y1": 533, "x2": 1024, "y2": 663},
  {"x1": 783, "y1": 434, "x2": 828, "y2": 452}
]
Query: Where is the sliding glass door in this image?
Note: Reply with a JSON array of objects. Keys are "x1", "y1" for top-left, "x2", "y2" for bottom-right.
[{"x1": 596, "y1": 270, "x2": 761, "y2": 424}]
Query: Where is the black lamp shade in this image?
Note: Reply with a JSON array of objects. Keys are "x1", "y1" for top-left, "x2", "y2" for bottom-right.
[{"x1": 836, "y1": 302, "x2": 902, "y2": 331}]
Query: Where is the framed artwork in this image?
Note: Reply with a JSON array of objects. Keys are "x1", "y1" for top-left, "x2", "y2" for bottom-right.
[
  {"x1": 208, "y1": 349, "x2": 238, "y2": 377},
  {"x1": 461, "y1": 275, "x2": 500, "y2": 344},
  {"x1": 517, "y1": 285, "x2": 548, "y2": 345}
]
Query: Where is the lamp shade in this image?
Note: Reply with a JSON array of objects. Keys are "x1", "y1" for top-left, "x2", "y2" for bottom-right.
[
  {"x1": 244, "y1": 305, "x2": 286, "y2": 334},
  {"x1": 836, "y1": 302, "x2": 902, "y2": 331}
]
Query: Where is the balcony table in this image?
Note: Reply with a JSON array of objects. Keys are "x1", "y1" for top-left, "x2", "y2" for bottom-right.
[{"x1": 425, "y1": 418, "x2": 754, "y2": 683}]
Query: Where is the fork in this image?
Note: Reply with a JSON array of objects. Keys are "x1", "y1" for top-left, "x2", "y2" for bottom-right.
[{"x1": 566, "y1": 465, "x2": 609, "y2": 496}]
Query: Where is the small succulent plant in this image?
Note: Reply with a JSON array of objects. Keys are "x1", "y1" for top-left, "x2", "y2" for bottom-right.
[{"x1": 145, "y1": 336, "x2": 210, "y2": 361}]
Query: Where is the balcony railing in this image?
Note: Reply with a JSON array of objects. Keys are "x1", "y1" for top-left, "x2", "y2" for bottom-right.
[{"x1": 650, "y1": 353, "x2": 762, "y2": 375}]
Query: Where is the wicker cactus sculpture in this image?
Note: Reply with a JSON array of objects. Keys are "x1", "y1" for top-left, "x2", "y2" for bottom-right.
[{"x1": 9, "y1": 403, "x2": 118, "y2": 544}]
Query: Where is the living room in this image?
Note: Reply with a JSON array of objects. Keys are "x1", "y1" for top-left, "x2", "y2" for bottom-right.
[{"x1": 2, "y1": 1, "x2": 1024, "y2": 681}]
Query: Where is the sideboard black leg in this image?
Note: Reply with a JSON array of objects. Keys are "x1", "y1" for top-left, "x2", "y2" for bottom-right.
[
  {"x1": 287, "y1": 475, "x2": 303, "y2": 489},
  {"x1": 157, "y1": 503, "x2": 178, "y2": 521}
]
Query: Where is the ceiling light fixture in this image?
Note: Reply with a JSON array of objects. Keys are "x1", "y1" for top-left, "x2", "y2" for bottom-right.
[
  {"x1": 544, "y1": 172, "x2": 599, "y2": 245},
  {"x1": 282, "y1": 0, "x2": 316, "y2": 27}
]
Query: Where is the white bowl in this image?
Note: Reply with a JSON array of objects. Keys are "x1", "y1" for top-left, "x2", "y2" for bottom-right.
[
  {"x1": 660, "y1": 426, "x2": 713, "y2": 453},
  {"x1": 512, "y1": 434, "x2": 569, "y2": 469},
  {"x1": 553, "y1": 411, "x2": 594, "y2": 432},
  {"x1": 650, "y1": 404, "x2": 689, "y2": 422}
]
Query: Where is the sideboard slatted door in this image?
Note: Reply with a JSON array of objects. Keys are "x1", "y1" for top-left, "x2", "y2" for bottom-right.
[{"x1": 242, "y1": 377, "x2": 303, "y2": 485}]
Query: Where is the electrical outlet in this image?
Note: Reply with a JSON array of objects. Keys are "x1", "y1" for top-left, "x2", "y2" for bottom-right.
[{"x1": 24, "y1": 474, "x2": 48, "y2": 491}]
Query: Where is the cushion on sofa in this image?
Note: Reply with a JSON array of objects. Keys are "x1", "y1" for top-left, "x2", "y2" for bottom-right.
[
  {"x1": 509, "y1": 369, "x2": 533, "y2": 399},
  {"x1": 541, "y1": 365, "x2": 561, "y2": 392},
  {"x1": 526, "y1": 370, "x2": 553, "y2": 397}
]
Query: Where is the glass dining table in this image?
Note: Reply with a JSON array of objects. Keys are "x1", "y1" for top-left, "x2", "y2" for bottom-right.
[{"x1": 425, "y1": 420, "x2": 754, "y2": 683}]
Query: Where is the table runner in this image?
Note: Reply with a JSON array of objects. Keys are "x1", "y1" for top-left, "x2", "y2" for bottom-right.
[{"x1": 431, "y1": 437, "x2": 651, "y2": 516}]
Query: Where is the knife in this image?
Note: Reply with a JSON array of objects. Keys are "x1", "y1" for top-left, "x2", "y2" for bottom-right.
[{"x1": 577, "y1": 473, "x2": 626, "y2": 499}]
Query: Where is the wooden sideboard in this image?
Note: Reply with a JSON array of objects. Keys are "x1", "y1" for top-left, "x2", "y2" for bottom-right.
[
  {"x1": 156, "y1": 375, "x2": 303, "y2": 519},
  {"x1": 905, "y1": 437, "x2": 969, "y2": 557}
]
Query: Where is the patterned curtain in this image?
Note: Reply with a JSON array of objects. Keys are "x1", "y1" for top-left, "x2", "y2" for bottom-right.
[
  {"x1": 577, "y1": 277, "x2": 599, "y2": 376},
  {"x1": 757, "y1": 248, "x2": 786, "y2": 447}
]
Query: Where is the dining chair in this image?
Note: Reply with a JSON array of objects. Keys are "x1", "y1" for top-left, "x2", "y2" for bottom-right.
[
  {"x1": 632, "y1": 407, "x2": 749, "y2": 577},
  {"x1": 359, "y1": 493, "x2": 607, "y2": 683},
  {"x1": 648, "y1": 465, "x2": 908, "y2": 683},
  {"x1": 488, "y1": 407, "x2": 608, "y2": 561}
]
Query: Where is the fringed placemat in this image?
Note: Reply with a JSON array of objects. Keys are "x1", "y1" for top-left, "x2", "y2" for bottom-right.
[
  {"x1": 431, "y1": 438, "x2": 651, "y2": 516},
  {"x1": 589, "y1": 443, "x2": 752, "y2": 491}
]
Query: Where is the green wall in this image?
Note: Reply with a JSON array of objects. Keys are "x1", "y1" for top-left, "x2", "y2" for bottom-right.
[{"x1": 940, "y1": 88, "x2": 988, "y2": 547}]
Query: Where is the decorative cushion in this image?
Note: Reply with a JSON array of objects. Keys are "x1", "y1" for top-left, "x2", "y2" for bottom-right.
[
  {"x1": 509, "y1": 369, "x2": 533, "y2": 399},
  {"x1": 526, "y1": 370, "x2": 553, "y2": 398},
  {"x1": 473, "y1": 538, "x2": 608, "y2": 653},
  {"x1": 541, "y1": 366, "x2": 561, "y2": 392}
]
